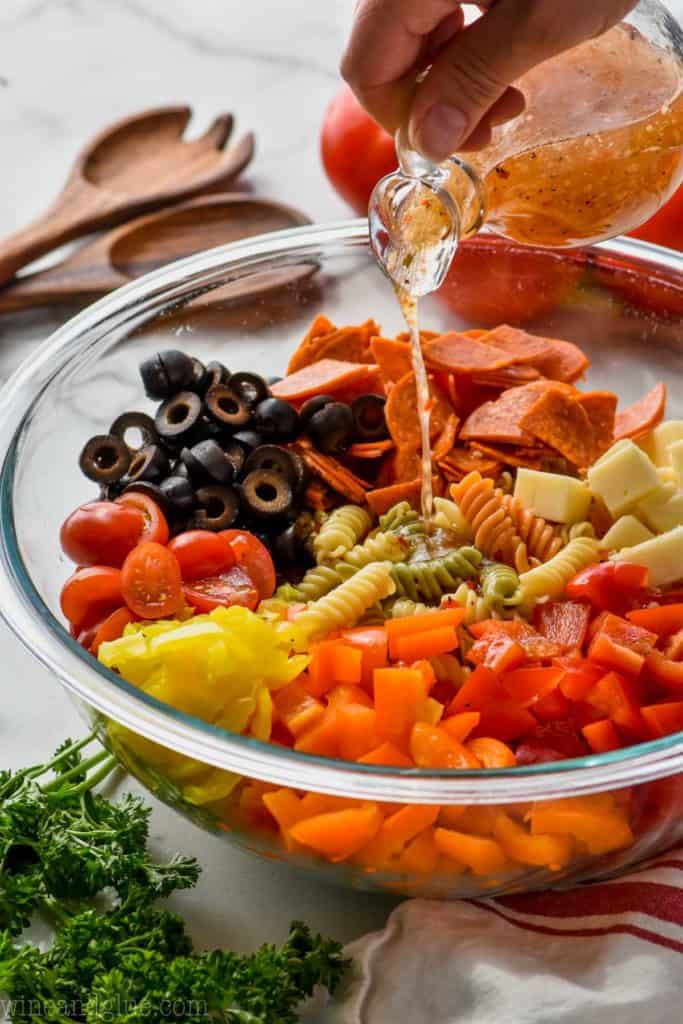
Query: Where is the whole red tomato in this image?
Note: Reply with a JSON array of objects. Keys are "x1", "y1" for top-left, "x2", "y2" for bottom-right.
[
  {"x1": 629, "y1": 180, "x2": 683, "y2": 252},
  {"x1": 60, "y1": 501, "x2": 144, "y2": 567},
  {"x1": 321, "y1": 85, "x2": 397, "y2": 214}
]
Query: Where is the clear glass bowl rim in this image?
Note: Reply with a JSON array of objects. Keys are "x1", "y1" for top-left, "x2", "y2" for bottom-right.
[{"x1": 1, "y1": 218, "x2": 682, "y2": 804}]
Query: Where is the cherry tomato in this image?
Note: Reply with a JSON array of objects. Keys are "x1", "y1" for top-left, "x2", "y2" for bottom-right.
[
  {"x1": 121, "y1": 542, "x2": 183, "y2": 619},
  {"x1": 117, "y1": 491, "x2": 169, "y2": 546},
  {"x1": 320, "y1": 84, "x2": 397, "y2": 214},
  {"x1": 60, "y1": 566, "x2": 123, "y2": 630},
  {"x1": 168, "y1": 530, "x2": 236, "y2": 582},
  {"x1": 220, "y1": 530, "x2": 276, "y2": 600},
  {"x1": 60, "y1": 501, "x2": 145, "y2": 567},
  {"x1": 90, "y1": 607, "x2": 135, "y2": 655},
  {"x1": 629, "y1": 180, "x2": 683, "y2": 252},
  {"x1": 184, "y1": 565, "x2": 259, "y2": 613},
  {"x1": 437, "y1": 239, "x2": 585, "y2": 326}
]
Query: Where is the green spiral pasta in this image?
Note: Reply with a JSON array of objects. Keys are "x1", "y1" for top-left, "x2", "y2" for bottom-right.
[
  {"x1": 295, "y1": 562, "x2": 396, "y2": 640},
  {"x1": 386, "y1": 597, "x2": 432, "y2": 618},
  {"x1": 279, "y1": 564, "x2": 343, "y2": 603},
  {"x1": 390, "y1": 546, "x2": 482, "y2": 604},
  {"x1": 336, "y1": 531, "x2": 407, "y2": 578},
  {"x1": 449, "y1": 581, "x2": 497, "y2": 626},
  {"x1": 480, "y1": 561, "x2": 522, "y2": 608},
  {"x1": 518, "y1": 537, "x2": 602, "y2": 606},
  {"x1": 431, "y1": 497, "x2": 473, "y2": 540},
  {"x1": 314, "y1": 504, "x2": 372, "y2": 563}
]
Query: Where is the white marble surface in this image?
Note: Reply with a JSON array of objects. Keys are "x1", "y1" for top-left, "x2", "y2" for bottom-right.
[
  {"x1": 0, "y1": 0, "x2": 397, "y2": 953},
  {"x1": 1, "y1": 0, "x2": 683, "y2": 960}
]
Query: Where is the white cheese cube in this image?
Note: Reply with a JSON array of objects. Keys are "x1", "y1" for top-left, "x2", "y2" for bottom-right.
[
  {"x1": 644, "y1": 421, "x2": 683, "y2": 467},
  {"x1": 587, "y1": 441, "x2": 660, "y2": 517},
  {"x1": 601, "y1": 515, "x2": 654, "y2": 551},
  {"x1": 657, "y1": 466, "x2": 679, "y2": 486},
  {"x1": 644, "y1": 492, "x2": 683, "y2": 535},
  {"x1": 637, "y1": 483, "x2": 678, "y2": 531},
  {"x1": 514, "y1": 468, "x2": 591, "y2": 524},
  {"x1": 668, "y1": 440, "x2": 683, "y2": 481},
  {"x1": 612, "y1": 525, "x2": 683, "y2": 587}
]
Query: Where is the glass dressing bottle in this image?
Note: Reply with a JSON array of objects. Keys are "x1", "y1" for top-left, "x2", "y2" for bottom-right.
[{"x1": 370, "y1": 0, "x2": 683, "y2": 297}]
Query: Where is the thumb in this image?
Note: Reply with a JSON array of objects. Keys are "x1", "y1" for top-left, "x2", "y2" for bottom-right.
[{"x1": 408, "y1": 0, "x2": 632, "y2": 161}]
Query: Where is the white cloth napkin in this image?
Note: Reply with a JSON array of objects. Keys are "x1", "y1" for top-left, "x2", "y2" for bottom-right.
[{"x1": 314, "y1": 849, "x2": 683, "y2": 1024}]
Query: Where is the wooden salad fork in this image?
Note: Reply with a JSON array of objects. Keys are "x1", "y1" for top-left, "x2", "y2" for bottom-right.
[
  {"x1": 0, "y1": 194, "x2": 309, "y2": 313},
  {"x1": 0, "y1": 106, "x2": 255, "y2": 287}
]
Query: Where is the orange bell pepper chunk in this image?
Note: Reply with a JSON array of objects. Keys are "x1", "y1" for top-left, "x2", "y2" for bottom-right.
[
  {"x1": 393, "y1": 626, "x2": 459, "y2": 663},
  {"x1": 467, "y1": 737, "x2": 516, "y2": 768},
  {"x1": 641, "y1": 701, "x2": 683, "y2": 738},
  {"x1": 262, "y1": 788, "x2": 305, "y2": 851},
  {"x1": 396, "y1": 827, "x2": 439, "y2": 874},
  {"x1": 434, "y1": 827, "x2": 508, "y2": 875},
  {"x1": 335, "y1": 704, "x2": 382, "y2": 761},
  {"x1": 438, "y1": 805, "x2": 468, "y2": 828},
  {"x1": 493, "y1": 812, "x2": 572, "y2": 870},
  {"x1": 299, "y1": 792, "x2": 357, "y2": 817},
  {"x1": 530, "y1": 796, "x2": 634, "y2": 855},
  {"x1": 586, "y1": 671, "x2": 645, "y2": 738},
  {"x1": 441, "y1": 711, "x2": 481, "y2": 743},
  {"x1": 306, "y1": 639, "x2": 339, "y2": 698},
  {"x1": 341, "y1": 627, "x2": 388, "y2": 688},
  {"x1": 357, "y1": 804, "x2": 440, "y2": 868},
  {"x1": 449, "y1": 805, "x2": 497, "y2": 836},
  {"x1": 467, "y1": 633, "x2": 526, "y2": 673},
  {"x1": 329, "y1": 642, "x2": 363, "y2": 684},
  {"x1": 448, "y1": 665, "x2": 499, "y2": 714},
  {"x1": 272, "y1": 682, "x2": 325, "y2": 738},
  {"x1": 358, "y1": 742, "x2": 414, "y2": 767},
  {"x1": 500, "y1": 666, "x2": 565, "y2": 708},
  {"x1": 290, "y1": 803, "x2": 384, "y2": 861},
  {"x1": 410, "y1": 722, "x2": 481, "y2": 769},
  {"x1": 326, "y1": 684, "x2": 373, "y2": 708},
  {"x1": 581, "y1": 718, "x2": 621, "y2": 753},
  {"x1": 643, "y1": 650, "x2": 683, "y2": 694},
  {"x1": 294, "y1": 708, "x2": 342, "y2": 757},
  {"x1": 385, "y1": 607, "x2": 465, "y2": 658},
  {"x1": 374, "y1": 667, "x2": 429, "y2": 748}
]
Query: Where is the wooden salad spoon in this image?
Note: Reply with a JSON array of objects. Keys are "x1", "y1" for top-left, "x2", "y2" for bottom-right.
[
  {"x1": 0, "y1": 106, "x2": 255, "y2": 287},
  {"x1": 0, "y1": 193, "x2": 309, "y2": 313}
]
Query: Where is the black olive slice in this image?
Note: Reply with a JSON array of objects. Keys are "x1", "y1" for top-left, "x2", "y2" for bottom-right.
[
  {"x1": 193, "y1": 485, "x2": 240, "y2": 531},
  {"x1": 159, "y1": 349, "x2": 195, "y2": 392},
  {"x1": 229, "y1": 371, "x2": 269, "y2": 408},
  {"x1": 205, "y1": 385, "x2": 251, "y2": 430},
  {"x1": 300, "y1": 394, "x2": 336, "y2": 427},
  {"x1": 180, "y1": 440, "x2": 234, "y2": 485},
  {"x1": 159, "y1": 475, "x2": 195, "y2": 514},
  {"x1": 273, "y1": 523, "x2": 303, "y2": 564},
  {"x1": 306, "y1": 401, "x2": 354, "y2": 454},
  {"x1": 155, "y1": 391, "x2": 203, "y2": 444},
  {"x1": 222, "y1": 440, "x2": 246, "y2": 478},
  {"x1": 244, "y1": 445, "x2": 299, "y2": 487},
  {"x1": 189, "y1": 357, "x2": 209, "y2": 394},
  {"x1": 266, "y1": 375, "x2": 283, "y2": 386},
  {"x1": 125, "y1": 443, "x2": 170, "y2": 484},
  {"x1": 122, "y1": 480, "x2": 169, "y2": 513},
  {"x1": 351, "y1": 394, "x2": 389, "y2": 442},
  {"x1": 139, "y1": 353, "x2": 170, "y2": 399},
  {"x1": 232, "y1": 430, "x2": 263, "y2": 454},
  {"x1": 109, "y1": 411, "x2": 158, "y2": 453},
  {"x1": 79, "y1": 434, "x2": 130, "y2": 484},
  {"x1": 205, "y1": 361, "x2": 230, "y2": 391},
  {"x1": 240, "y1": 469, "x2": 293, "y2": 521},
  {"x1": 252, "y1": 397, "x2": 300, "y2": 442}
]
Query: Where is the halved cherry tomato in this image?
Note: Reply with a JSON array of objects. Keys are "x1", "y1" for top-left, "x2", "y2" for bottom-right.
[
  {"x1": 90, "y1": 607, "x2": 134, "y2": 655},
  {"x1": 121, "y1": 542, "x2": 183, "y2": 619},
  {"x1": 168, "y1": 530, "x2": 235, "y2": 582},
  {"x1": 60, "y1": 501, "x2": 145, "y2": 567},
  {"x1": 184, "y1": 564, "x2": 259, "y2": 613},
  {"x1": 60, "y1": 566, "x2": 123, "y2": 630},
  {"x1": 117, "y1": 491, "x2": 169, "y2": 546},
  {"x1": 219, "y1": 530, "x2": 275, "y2": 599}
]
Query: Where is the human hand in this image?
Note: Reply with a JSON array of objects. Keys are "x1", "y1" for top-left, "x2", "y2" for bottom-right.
[{"x1": 341, "y1": 0, "x2": 638, "y2": 161}]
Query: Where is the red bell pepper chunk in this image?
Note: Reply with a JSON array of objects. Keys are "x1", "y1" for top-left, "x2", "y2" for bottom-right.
[
  {"x1": 534, "y1": 601, "x2": 591, "y2": 650},
  {"x1": 448, "y1": 665, "x2": 499, "y2": 714},
  {"x1": 467, "y1": 633, "x2": 526, "y2": 673},
  {"x1": 557, "y1": 656, "x2": 604, "y2": 701},
  {"x1": 627, "y1": 603, "x2": 683, "y2": 637},
  {"x1": 581, "y1": 718, "x2": 621, "y2": 753},
  {"x1": 566, "y1": 561, "x2": 649, "y2": 613},
  {"x1": 663, "y1": 628, "x2": 683, "y2": 661},
  {"x1": 500, "y1": 666, "x2": 565, "y2": 708},
  {"x1": 598, "y1": 613, "x2": 657, "y2": 655},
  {"x1": 516, "y1": 720, "x2": 588, "y2": 764},
  {"x1": 586, "y1": 671, "x2": 646, "y2": 738},
  {"x1": 588, "y1": 632, "x2": 645, "y2": 677},
  {"x1": 643, "y1": 650, "x2": 683, "y2": 694},
  {"x1": 640, "y1": 701, "x2": 683, "y2": 738},
  {"x1": 531, "y1": 685, "x2": 571, "y2": 722},
  {"x1": 472, "y1": 702, "x2": 537, "y2": 743}
]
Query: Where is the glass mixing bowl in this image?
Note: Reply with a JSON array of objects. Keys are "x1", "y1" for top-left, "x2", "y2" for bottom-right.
[{"x1": 1, "y1": 220, "x2": 682, "y2": 898}]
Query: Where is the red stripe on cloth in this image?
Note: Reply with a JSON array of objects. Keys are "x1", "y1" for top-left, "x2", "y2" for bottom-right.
[
  {"x1": 496, "y1": 881, "x2": 683, "y2": 927},
  {"x1": 472, "y1": 901, "x2": 683, "y2": 954}
]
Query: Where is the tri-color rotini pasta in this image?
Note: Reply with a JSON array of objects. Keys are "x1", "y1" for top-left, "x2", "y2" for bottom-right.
[
  {"x1": 390, "y1": 547, "x2": 482, "y2": 603},
  {"x1": 313, "y1": 504, "x2": 371, "y2": 563},
  {"x1": 294, "y1": 561, "x2": 396, "y2": 639},
  {"x1": 450, "y1": 472, "x2": 530, "y2": 572},
  {"x1": 518, "y1": 536, "x2": 602, "y2": 606}
]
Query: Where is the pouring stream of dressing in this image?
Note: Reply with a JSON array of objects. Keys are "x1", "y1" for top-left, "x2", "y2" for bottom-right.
[{"x1": 397, "y1": 287, "x2": 433, "y2": 522}]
